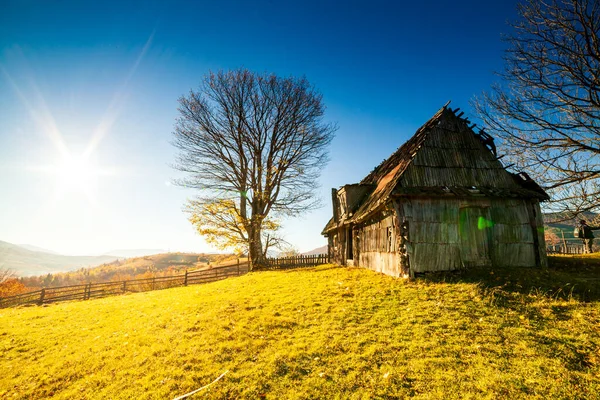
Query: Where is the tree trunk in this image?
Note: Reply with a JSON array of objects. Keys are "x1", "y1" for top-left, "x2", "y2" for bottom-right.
[{"x1": 248, "y1": 221, "x2": 266, "y2": 270}]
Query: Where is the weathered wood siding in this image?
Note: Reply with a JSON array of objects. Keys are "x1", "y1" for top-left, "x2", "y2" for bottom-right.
[
  {"x1": 355, "y1": 212, "x2": 405, "y2": 277},
  {"x1": 399, "y1": 198, "x2": 541, "y2": 273},
  {"x1": 530, "y1": 200, "x2": 548, "y2": 268},
  {"x1": 359, "y1": 251, "x2": 402, "y2": 276},
  {"x1": 400, "y1": 198, "x2": 461, "y2": 272},
  {"x1": 488, "y1": 199, "x2": 537, "y2": 267},
  {"x1": 328, "y1": 228, "x2": 347, "y2": 265}
]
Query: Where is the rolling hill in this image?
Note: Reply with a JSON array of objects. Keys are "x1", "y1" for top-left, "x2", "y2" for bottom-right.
[
  {"x1": 73, "y1": 252, "x2": 237, "y2": 279},
  {"x1": 17, "y1": 244, "x2": 59, "y2": 254},
  {"x1": 302, "y1": 245, "x2": 327, "y2": 255},
  {"x1": 17, "y1": 252, "x2": 240, "y2": 288},
  {"x1": 0, "y1": 241, "x2": 119, "y2": 277},
  {"x1": 544, "y1": 212, "x2": 599, "y2": 244},
  {"x1": 102, "y1": 249, "x2": 165, "y2": 258}
]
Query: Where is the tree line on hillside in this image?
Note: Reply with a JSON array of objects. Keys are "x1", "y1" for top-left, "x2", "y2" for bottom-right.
[{"x1": 0, "y1": 253, "x2": 238, "y2": 297}]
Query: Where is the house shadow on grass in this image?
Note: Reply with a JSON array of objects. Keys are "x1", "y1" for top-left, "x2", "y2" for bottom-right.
[
  {"x1": 419, "y1": 256, "x2": 600, "y2": 375},
  {"x1": 418, "y1": 255, "x2": 600, "y2": 303}
]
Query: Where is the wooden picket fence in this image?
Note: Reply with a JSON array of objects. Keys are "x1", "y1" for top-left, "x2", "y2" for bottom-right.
[
  {"x1": 0, "y1": 254, "x2": 329, "y2": 308},
  {"x1": 265, "y1": 254, "x2": 329, "y2": 269},
  {"x1": 547, "y1": 244, "x2": 586, "y2": 254}
]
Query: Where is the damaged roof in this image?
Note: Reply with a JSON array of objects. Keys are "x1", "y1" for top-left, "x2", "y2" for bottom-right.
[{"x1": 322, "y1": 104, "x2": 549, "y2": 234}]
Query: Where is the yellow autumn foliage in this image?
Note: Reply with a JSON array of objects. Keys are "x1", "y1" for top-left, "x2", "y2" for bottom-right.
[{"x1": 187, "y1": 199, "x2": 281, "y2": 254}]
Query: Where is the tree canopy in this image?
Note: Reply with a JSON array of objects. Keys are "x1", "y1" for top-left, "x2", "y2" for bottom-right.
[
  {"x1": 173, "y1": 69, "x2": 336, "y2": 268},
  {"x1": 474, "y1": 0, "x2": 600, "y2": 217}
]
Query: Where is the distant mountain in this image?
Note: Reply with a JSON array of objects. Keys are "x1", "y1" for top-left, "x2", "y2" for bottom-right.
[
  {"x1": 17, "y1": 244, "x2": 59, "y2": 254},
  {"x1": 102, "y1": 249, "x2": 165, "y2": 258},
  {"x1": 302, "y1": 245, "x2": 328, "y2": 255},
  {"x1": 543, "y1": 211, "x2": 598, "y2": 225},
  {"x1": 0, "y1": 241, "x2": 118, "y2": 277}
]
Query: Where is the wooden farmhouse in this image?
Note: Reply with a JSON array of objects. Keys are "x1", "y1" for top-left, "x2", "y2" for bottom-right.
[{"x1": 322, "y1": 105, "x2": 549, "y2": 277}]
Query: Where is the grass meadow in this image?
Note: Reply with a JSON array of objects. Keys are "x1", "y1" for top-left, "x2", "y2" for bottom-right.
[{"x1": 1, "y1": 258, "x2": 599, "y2": 399}]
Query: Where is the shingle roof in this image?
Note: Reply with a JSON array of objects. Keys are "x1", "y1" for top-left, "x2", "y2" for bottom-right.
[{"x1": 322, "y1": 105, "x2": 549, "y2": 234}]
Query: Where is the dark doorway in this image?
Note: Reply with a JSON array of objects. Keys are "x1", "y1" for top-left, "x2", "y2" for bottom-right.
[{"x1": 347, "y1": 227, "x2": 353, "y2": 260}]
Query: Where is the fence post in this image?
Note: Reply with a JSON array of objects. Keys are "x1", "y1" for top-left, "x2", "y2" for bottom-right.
[
  {"x1": 237, "y1": 259, "x2": 240, "y2": 276},
  {"x1": 39, "y1": 289, "x2": 45, "y2": 305},
  {"x1": 152, "y1": 277, "x2": 156, "y2": 291},
  {"x1": 122, "y1": 281, "x2": 127, "y2": 293},
  {"x1": 184, "y1": 270, "x2": 188, "y2": 286}
]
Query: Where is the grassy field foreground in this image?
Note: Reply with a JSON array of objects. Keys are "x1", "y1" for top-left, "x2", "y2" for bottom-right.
[{"x1": 1, "y1": 263, "x2": 599, "y2": 399}]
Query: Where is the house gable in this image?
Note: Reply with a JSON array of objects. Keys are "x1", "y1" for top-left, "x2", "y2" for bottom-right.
[
  {"x1": 398, "y1": 108, "x2": 518, "y2": 189},
  {"x1": 347, "y1": 105, "x2": 548, "y2": 225}
]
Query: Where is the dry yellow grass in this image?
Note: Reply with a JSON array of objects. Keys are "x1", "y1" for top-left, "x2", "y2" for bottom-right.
[{"x1": 1, "y1": 263, "x2": 599, "y2": 399}]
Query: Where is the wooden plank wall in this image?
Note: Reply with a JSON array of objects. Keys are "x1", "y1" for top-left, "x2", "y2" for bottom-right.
[
  {"x1": 401, "y1": 198, "x2": 462, "y2": 273},
  {"x1": 356, "y1": 212, "x2": 404, "y2": 277},
  {"x1": 489, "y1": 198, "x2": 537, "y2": 267},
  {"x1": 359, "y1": 252, "x2": 401, "y2": 276},
  {"x1": 328, "y1": 228, "x2": 348, "y2": 265},
  {"x1": 399, "y1": 197, "x2": 539, "y2": 273}
]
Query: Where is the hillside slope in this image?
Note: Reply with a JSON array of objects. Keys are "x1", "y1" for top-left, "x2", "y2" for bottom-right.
[
  {"x1": 0, "y1": 241, "x2": 118, "y2": 277},
  {"x1": 1, "y1": 265, "x2": 599, "y2": 399},
  {"x1": 19, "y1": 252, "x2": 239, "y2": 288},
  {"x1": 102, "y1": 249, "x2": 165, "y2": 258},
  {"x1": 544, "y1": 211, "x2": 599, "y2": 241},
  {"x1": 302, "y1": 245, "x2": 327, "y2": 255}
]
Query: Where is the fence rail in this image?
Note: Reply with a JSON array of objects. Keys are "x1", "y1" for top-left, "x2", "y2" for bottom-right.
[
  {"x1": 265, "y1": 254, "x2": 329, "y2": 269},
  {"x1": 0, "y1": 254, "x2": 329, "y2": 308},
  {"x1": 547, "y1": 244, "x2": 586, "y2": 254},
  {"x1": 0, "y1": 260, "x2": 251, "y2": 309}
]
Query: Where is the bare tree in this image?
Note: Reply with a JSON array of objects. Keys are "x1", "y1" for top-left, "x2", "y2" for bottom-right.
[
  {"x1": 474, "y1": 0, "x2": 600, "y2": 218},
  {"x1": 0, "y1": 267, "x2": 15, "y2": 284},
  {"x1": 173, "y1": 69, "x2": 336, "y2": 269}
]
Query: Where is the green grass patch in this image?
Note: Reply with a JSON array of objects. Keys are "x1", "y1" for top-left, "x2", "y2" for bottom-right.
[{"x1": 1, "y1": 262, "x2": 599, "y2": 399}]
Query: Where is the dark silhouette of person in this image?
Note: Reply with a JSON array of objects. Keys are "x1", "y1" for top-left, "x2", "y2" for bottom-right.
[{"x1": 576, "y1": 220, "x2": 600, "y2": 254}]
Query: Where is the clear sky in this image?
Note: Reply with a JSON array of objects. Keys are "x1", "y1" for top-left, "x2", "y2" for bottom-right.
[{"x1": 0, "y1": 0, "x2": 520, "y2": 256}]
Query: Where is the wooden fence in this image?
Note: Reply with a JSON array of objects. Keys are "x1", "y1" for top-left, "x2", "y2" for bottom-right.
[
  {"x1": 265, "y1": 254, "x2": 329, "y2": 269},
  {"x1": 0, "y1": 254, "x2": 329, "y2": 308},
  {"x1": 0, "y1": 261, "x2": 250, "y2": 309},
  {"x1": 547, "y1": 244, "x2": 586, "y2": 254}
]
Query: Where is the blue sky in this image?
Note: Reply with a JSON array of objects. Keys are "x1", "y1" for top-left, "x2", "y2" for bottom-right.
[{"x1": 0, "y1": 0, "x2": 519, "y2": 255}]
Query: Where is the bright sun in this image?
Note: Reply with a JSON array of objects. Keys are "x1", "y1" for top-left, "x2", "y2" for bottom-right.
[{"x1": 52, "y1": 154, "x2": 100, "y2": 198}]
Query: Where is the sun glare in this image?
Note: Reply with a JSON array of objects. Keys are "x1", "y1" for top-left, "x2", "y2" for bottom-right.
[{"x1": 52, "y1": 154, "x2": 100, "y2": 199}]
